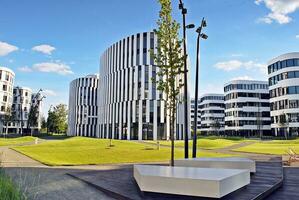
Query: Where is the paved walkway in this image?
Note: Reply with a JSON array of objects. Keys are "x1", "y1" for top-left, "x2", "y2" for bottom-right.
[{"x1": 0, "y1": 146, "x2": 45, "y2": 167}]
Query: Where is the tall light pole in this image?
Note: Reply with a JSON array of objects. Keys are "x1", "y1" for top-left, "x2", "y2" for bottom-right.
[
  {"x1": 179, "y1": 0, "x2": 194, "y2": 159},
  {"x1": 192, "y1": 18, "x2": 208, "y2": 158}
]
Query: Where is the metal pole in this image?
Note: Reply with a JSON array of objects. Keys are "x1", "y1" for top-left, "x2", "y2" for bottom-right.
[
  {"x1": 179, "y1": 0, "x2": 189, "y2": 159},
  {"x1": 192, "y1": 34, "x2": 200, "y2": 158}
]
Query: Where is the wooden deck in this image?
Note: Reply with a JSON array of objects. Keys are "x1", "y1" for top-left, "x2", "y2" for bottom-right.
[
  {"x1": 266, "y1": 167, "x2": 299, "y2": 200},
  {"x1": 68, "y1": 160, "x2": 283, "y2": 200}
]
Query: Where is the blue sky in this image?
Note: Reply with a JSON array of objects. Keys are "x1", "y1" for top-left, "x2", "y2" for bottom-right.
[{"x1": 0, "y1": 0, "x2": 299, "y2": 116}]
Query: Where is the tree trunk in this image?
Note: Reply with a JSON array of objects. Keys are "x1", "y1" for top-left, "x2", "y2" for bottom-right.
[{"x1": 170, "y1": 108, "x2": 175, "y2": 166}]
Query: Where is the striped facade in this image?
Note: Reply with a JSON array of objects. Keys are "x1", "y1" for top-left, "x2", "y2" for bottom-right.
[
  {"x1": 68, "y1": 74, "x2": 99, "y2": 137},
  {"x1": 98, "y1": 31, "x2": 189, "y2": 140}
]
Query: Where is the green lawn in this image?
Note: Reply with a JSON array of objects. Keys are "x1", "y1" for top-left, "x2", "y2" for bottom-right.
[
  {"x1": 13, "y1": 137, "x2": 233, "y2": 166},
  {"x1": 0, "y1": 136, "x2": 36, "y2": 147},
  {"x1": 233, "y1": 139, "x2": 299, "y2": 155},
  {"x1": 146, "y1": 138, "x2": 253, "y2": 150}
]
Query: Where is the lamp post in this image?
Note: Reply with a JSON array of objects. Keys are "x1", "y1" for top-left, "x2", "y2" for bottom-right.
[
  {"x1": 192, "y1": 18, "x2": 208, "y2": 158},
  {"x1": 179, "y1": 0, "x2": 194, "y2": 159}
]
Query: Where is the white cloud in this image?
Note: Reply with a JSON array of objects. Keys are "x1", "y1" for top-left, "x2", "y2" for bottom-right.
[
  {"x1": 33, "y1": 62, "x2": 73, "y2": 75},
  {"x1": 32, "y1": 44, "x2": 56, "y2": 55},
  {"x1": 43, "y1": 89, "x2": 57, "y2": 96},
  {"x1": 215, "y1": 60, "x2": 266, "y2": 74},
  {"x1": 0, "y1": 41, "x2": 18, "y2": 56},
  {"x1": 296, "y1": 34, "x2": 299, "y2": 39},
  {"x1": 18, "y1": 66, "x2": 33, "y2": 72},
  {"x1": 231, "y1": 76, "x2": 254, "y2": 81},
  {"x1": 255, "y1": 0, "x2": 299, "y2": 24}
]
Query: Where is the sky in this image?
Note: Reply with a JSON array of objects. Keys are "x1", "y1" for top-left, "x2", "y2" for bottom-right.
[{"x1": 0, "y1": 0, "x2": 299, "y2": 116}]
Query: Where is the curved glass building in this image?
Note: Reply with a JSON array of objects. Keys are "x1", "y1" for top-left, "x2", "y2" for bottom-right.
[
  {"x1": 224, "y1": 80, "x2": 271, "y2": 137},
  {"x1": 98, "y1": 32, "x2": 187, "y2": 140},
  {"x1": 268, "y1": 52, "x2": 299, "y2": 137}
]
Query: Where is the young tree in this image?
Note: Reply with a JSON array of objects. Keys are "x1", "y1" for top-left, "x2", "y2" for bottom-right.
[
  {"x1": 27, "y1": 105, "x2": 39, "y2": 135},
  {"x1": 2, "y1": 107, "x2": 15, "y2": 137},
  {"x1": 210, "y1": 119, "x2": 221, "y2": 136},
  {"x1": 153, "y1": 0, "x2": 185, "y2": 166},
  {"x1": 47, "y1": 104, "x2": 68, "y2": 134}
]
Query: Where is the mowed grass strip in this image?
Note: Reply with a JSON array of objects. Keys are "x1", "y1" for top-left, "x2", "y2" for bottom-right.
[
  {"x1": 0, "y1": 136, "x2": 36, "y2": 147},
  {"x1": 12, "y1": 137, "x2": 233, "y2": 166},
  {"x1": 233, "y1": 139, "x2": 299, "y2": 155},
  {"x1": 146, "y1": 138, "x2": 253, "y2": 149}
]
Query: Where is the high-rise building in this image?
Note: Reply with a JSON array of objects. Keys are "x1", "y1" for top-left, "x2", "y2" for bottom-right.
[
  {"x1": 98, "y1": 32, "x2": 189, "y2": 140},
  {"x1": 68, "y1": 74, "x2": 99, "y2": 137},
  {"x1": 199, "y1": 94, "x2": 225, "y2": 135},
  {"x1": 224, "y1": 80, "x2": 271, "y2": 137},
  {"x1": 268, "y1": 52, "x2": 299, "y2": 137},
  {"x1": 0, "y1": 67, "x2": 15, "y2": 133}
]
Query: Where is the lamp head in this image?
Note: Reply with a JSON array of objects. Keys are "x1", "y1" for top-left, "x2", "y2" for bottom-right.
[
  {"x1": 202, "y1": 19, "x2": 207, "y2": 27},
  {"x1": 186, "y1": 24, "x2": 195, "y2": 29},
  {"x1": 201, "y1": 33, "x2": 208, "y2": 40}
]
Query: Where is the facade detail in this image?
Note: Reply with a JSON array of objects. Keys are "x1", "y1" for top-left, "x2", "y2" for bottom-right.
[
  {"x1": 199, "y1": 94, "x2": 225, "y2": 135},
  {"x1": 98, "y1": 32, "x2": 188, "y2": 140},
  {"x1": 224, "y1": 80, "x2": 271, "y2": 137},
  {"x1": 0, "y1": 67, "x2": 15, "y2": 133},
  {"x1": 190, "y1": 99, "x2": 201, "y2": 131},
  {"x1": 268, "y1": 52, "x2": 299, "y2": 137},
  {"x1": 68, "y1": 74, "x2": 99, "y2": 137}
]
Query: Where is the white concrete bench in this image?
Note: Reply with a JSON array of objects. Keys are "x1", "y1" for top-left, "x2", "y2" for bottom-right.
[
  {"x1": 174, "y1": 157, "x2": 256, "y2": 173},
  {"x1": 134, "y1": 165, "x2": 250, "y2": 198}
]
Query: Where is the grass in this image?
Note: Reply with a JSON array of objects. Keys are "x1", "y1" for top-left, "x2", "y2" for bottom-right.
[
  {"x1": 0, "y1": 136, "x2": 36, "y2": 147},
  {"x1": 147, "y1": 138, "x2": 254, "y2": 150},
  {"x1": 233, "y1": 139, "x2": 299, "y2": 155},
  {"x1": 0, "y1": 169, "x2": 25, "y2": 200},
  {"x1": 13, "y1": 137, "x2": 233, "y2": 166}
]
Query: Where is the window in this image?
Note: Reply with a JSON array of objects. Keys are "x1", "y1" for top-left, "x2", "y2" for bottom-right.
[
  {"x1": 3, "y1": 96, "x2": 7, "y2": 102},
  {"x1": 2, "y1": 85, "x2": 7, "y2": 91}
]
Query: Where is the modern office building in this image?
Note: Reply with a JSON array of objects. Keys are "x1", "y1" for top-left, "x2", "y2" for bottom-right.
[
  {"x1": 98, "y1": 31, "x2": 188, "y2": 140},
  {"x1": 0, "y1": 67, "x2": 15, "y2": 133},
  {"x1": 8, "y1": 87, "x2": 32, "y2": 134},
  {"x1": 68, "y1": 74, "x2": 99, "y2": 137},
  {"x1": 199, "y1": 94, "x2": 225, "y2": 135},
  {"x1": 268, "y1": 52, "x2": 299, "y2": 137},
  {"x1": 190, "y1": 99, "x2": 201, "y2": 131},
  {"x1": 224, "y1": 80, "x2": 271, "y2": 137}
]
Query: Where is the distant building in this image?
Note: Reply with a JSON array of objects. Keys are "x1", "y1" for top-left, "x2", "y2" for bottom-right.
[
  {"x1": 9, "y1": 87, "x2": 32, "y2": 134},
  {"x1": 268, "y1": 52, "x2": 299, "y2": 137},
  {"x1": 199, "y1": 94, "x2": 225, "y2": 135},
  {"x1": 0, "y1": 67, "x2": 15, "y2": 134},
  {"x1": 67, "y1": 74, "x2": 99, "y2": 137},
  {"x1": 224, "y1": 80, "x2": 271, "y2": 137},
  {"x1": 190, "y1": 99, "x2": 201, "y2": 131}
]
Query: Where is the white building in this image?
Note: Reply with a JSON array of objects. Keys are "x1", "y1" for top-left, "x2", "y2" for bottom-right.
[
  {"x1": 98, "y1": 31, "x2": 189, "y2": 140},
  {"x1": 268, "y1": 52, "x2": 299, "y2": 137},
  {"x1": 0, "y1": 67, "x2": 15, "y2": 134},
  {"x1": 190, "y1": 99, "x2": 201, "y2": 131},
  {"x1": 199, "y1": 94, "x2": 225, "y2": 135},
  {"x1": 31, "y1": 92, "x2": 43, "y2": 131},
  {"x1": 68, "y1": 74, "x2": 99, "y2": 137},
  {"x1": 224, "y1": 80, "x2": 271, "y2": 137},
  {"x1": 9, "y1": 87, "x2": 32, "y2": 134}
]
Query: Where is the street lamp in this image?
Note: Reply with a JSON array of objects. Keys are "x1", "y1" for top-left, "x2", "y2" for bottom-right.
[
  {"x1": 179, "y1": 0, "x2": 194, "y2": 159},
  {"x1": 192, "y1": 18, "x2": 208, "y2": 158}
]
